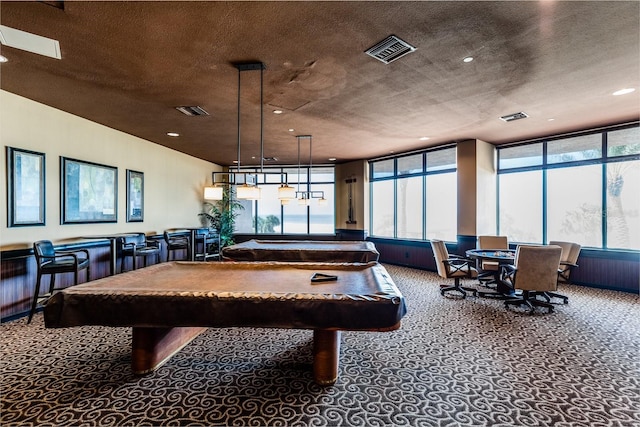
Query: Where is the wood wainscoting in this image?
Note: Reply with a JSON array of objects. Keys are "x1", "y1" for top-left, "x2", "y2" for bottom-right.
[{"x1": 369, "y1": 237, "x2": 640, "y2": 295}]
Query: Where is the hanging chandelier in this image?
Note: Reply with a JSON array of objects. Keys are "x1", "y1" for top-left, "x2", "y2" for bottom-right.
[
  {"x1": 204, "y1": 62, "x2": 295, "y2": 201},
  {"x1": 290, "y1": 135, "x2": 327, "y2": 206}
]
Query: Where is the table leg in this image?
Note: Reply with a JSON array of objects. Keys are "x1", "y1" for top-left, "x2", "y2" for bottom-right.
[
  {"x1": 109, "y1": 238, "x2": 117, "y2": 276},
  {"x1": 190, "y1": 229, "x2": 196, "y2": 261},
  {"x1": 131, "y1": 326, "x2": 207, "y2": 374},
  {"x1": 313, "y1": 329, "x2": 341, "y2": 386}
]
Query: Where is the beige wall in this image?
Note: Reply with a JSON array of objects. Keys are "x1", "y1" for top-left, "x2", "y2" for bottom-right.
[
  {"x1": 335, "y1": 160, "x2": 368, "y2": 233},
  {"x1": 0, "y1": 91, "x2": 221, "y2": 250},
  {"x1": 457, "y1": 139, "x2": 497, "y2": 237}
]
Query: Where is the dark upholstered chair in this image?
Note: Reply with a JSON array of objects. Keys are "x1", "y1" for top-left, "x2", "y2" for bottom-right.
[
  {"x1": 477, "y1": 235, "x2": 509, "y2": 287},
  {"x1": 194, "y1": 228, "x2": 221, "y2": 261},
  {"x1": 163, "y1": 231, "x2": 190, "y2": 261},
  {"x1": 502, "y1": 245, "x2": 562, "y2": 314},
  {"x1": 29, "y1": 240, "x2": 90, "y2": 324},
  {"x1": 117, "y1": 233, "x2": 161, "y2": 272},
  {"x1": 430, "y1": 239, "x2": 477, "y2": 298}
]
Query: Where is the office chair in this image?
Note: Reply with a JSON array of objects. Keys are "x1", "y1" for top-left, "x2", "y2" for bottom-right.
[
  {"x1": 430, "y1": 239, "x2": 477, "y2": 298},
  {"x1": 542, "y1": 241, "x2": 581, "y2": 304},
  {"x1": 477, "y1": 235, "x2": 509, "y2": 287},
  {"x1": 502, "y1": 245, "x2": 562, "y2": 314}
]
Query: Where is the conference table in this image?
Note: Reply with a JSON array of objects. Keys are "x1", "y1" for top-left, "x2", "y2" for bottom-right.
[
  {"x1": 465, "y1": 249, "x2": 517, "y2": 297},
  {"x1": 222, "y1": 239, "x2": 380, "y2": 263},
  {"x1": 43, "y1": 261, "x2": 406, "y2": 385}
]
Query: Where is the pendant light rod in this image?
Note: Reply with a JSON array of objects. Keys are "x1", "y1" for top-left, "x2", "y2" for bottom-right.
[
  {"x1": 236, "y1": 63, "x2": 242, "y2": 172},
  {"x1": 260, "y1": 64, "x2": 264, "y2": 173}
]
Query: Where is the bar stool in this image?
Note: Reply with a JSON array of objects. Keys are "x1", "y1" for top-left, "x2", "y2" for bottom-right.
[{"x1": 29, "y1": 240, "x2": 90, "y2": 324}]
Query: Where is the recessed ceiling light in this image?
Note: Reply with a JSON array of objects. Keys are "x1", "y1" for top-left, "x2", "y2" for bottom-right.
[
  {"x1": 232, "y1": 160, "x2": 239, "y2": 164},
  {"x1": 328, "y1": 158, "x2": 337, "y2": 161},
  {"x1": 273, "y1": 110, "x2": 283, "y2": 114},
  {"x1": 548, "y1": 118, "x2": 555, "y2": 122},
  {"x1": 419, "y1": 136, "x2": 430, "y2": 141},
  {"x1": 463, "y1": 56, "x2": 474, "y2": 63},
  {"x1": 167, "y1": 132, "x2": 180, "y2": 137},
  {"x1": 613, "y1": 88, "x2": 636, "y2": 96},
  {"x1": 0, "y1": 55, "x2": 8, "y2": 63},
  {"x1": 288, "y1": 128, "x2": 295, "y2": 132}
]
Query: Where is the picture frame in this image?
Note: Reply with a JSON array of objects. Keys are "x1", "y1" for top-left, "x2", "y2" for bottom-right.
[
  {"x1": 61, "y1": 157, "x2": 117, "y2": 224},
  {"x1": 6, "y1": 147, "x2": 46, "y2": 227},
  {"x1": 126, "y1": 169, "x2": 144, "y2": 222}
]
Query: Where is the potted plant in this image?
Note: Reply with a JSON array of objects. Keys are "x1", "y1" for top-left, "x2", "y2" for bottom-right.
[{"x1": 198, "y1": 186, "x2": 243, "y2": 248}]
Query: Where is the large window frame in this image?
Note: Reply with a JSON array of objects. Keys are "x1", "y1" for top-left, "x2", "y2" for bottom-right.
[
  {"x1": 369, "y1": 145, "x2": 457, "y2": 242},
  {"x1": 235, "y1": 165, "x2": 335, "y2": 235},
  {"x1": 497, "y1": 123, "x2": 640, "y2": 250}
]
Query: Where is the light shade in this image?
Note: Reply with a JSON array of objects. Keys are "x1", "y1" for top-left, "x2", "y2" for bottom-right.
[
  {"x1": 237, "y1": 184, "x2": 261, "y2": 200},
  {"x1": 278, "y1": 184, "x2": 296, "y2": 200},
  {"x1": 204, "y1": 186, "x2": 223, "y2": 200},
  {"x1": 280, "y1": 198, "x2": 290, "y2": 206}
]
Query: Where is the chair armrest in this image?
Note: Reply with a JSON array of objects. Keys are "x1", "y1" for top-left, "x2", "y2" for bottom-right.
[
  {"x1": 120, "y1": 242, "x2": 137, "y2": 251},
  {"x1": 560, "y1": 261, "x2": 578, "y2": 268},
  {"x1": 53, "y1": 248, "x2": 90, "y2": 264},
  {"x1": 145, "y1": 239, "x2": 160, "y2": 248},
  {"x1": 443, "y1": 257, "x2": 473, "y2": 275}
]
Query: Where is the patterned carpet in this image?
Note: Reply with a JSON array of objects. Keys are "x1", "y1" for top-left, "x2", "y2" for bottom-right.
[{"x1": 1, "y1": 264, "x2": 639, "y2": 426}]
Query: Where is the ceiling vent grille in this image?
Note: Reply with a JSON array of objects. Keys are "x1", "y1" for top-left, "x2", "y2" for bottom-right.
[
  {"x1": 365, "y1": 35, "x2": 416, "y2": 64},
  {"x1": 500, "y1": 112, "x2": 529, "y2": 122},
  {"x1": 175, "y1": 106, "x2": 209, "y2": 116}
]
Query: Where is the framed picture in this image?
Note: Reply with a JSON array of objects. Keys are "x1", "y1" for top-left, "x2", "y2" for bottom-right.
[
  {"x1": 6, "y1": 147, "x2": 46, "y2": 227},
  {"x1": 126, "y1": 169, "x2": 144, "y2": 222},
  {"x1": 61, "y1": 157, "x2": 117, "y2": 224}
]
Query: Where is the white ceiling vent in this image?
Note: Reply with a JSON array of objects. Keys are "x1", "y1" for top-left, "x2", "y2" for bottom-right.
[
  {"x1": 175, "y1": 106, "x2": 209, "y2": 116},
  {"x1": 0, "y1": 25, "x2": 61, "y2": 59},
  {"x1": 500, "y1": 112, "x2": 529, "y2": 122},
  {"x1": 365, "y1": 35, "x2": 416, "y2": 64}
]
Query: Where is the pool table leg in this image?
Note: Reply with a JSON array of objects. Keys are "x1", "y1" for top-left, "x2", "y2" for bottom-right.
[
  {"x1": 131, "y1": 326, "x2": 207, "y2": 374},
  {"x1": 313, "y1": 329, "x2": 341, "y2": 385}
]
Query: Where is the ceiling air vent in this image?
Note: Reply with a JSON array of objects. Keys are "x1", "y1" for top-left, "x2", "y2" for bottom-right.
[
  {"x1": 500, "y1": 112, "x2": 528, "y2": 122},
  {"x1": 175, "y1": 106, "x2": 209, "y2": 116},
  {"x1": 365, "y1": 35, "x2": 416, "y2": 64}
]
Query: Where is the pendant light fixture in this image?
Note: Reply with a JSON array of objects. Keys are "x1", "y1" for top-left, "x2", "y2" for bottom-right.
[
  {"x1": 204, "y1": 62, "x2": 294, "y2": 201},
  {"x1": 288, "y1": 135, "x2": 327, "y2": 206}
]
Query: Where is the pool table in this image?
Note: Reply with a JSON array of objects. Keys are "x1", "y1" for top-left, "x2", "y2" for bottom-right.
[
  {"x1": 44, "y1": 261, "x2": 405, "y2": 385},
  {"x1": 221, "y1": 239, "x2": 380, "y2": 263}
]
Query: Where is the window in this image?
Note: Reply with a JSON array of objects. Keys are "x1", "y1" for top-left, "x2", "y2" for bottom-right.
[
  {"x1": 370, "y1": 146, "x2": 457, "y2": 241},
  {"x1": 497, "y1": 124, "x2": 640, "y2": 250},
  {"x1": 235, "y1": 166, "x2": 335, "y2": 235}
]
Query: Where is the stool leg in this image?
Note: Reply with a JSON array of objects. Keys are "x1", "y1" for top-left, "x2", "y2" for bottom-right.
[{"x1": 28, "y1": 273, "x2": 45, "y2": 324}]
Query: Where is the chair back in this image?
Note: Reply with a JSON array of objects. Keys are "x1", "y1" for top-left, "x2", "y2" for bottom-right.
[
  {"x1": 33, "y1": 240, "x2": 55, "y2": 261},
  {"x1": 127, "y1": 233, "x2": 146, "y2": 246},
  {"x1": 549, "y1": 241, "x2": 581, "y2": 265},
  {"x1": 478, "y1": 235, "x2": 508, "y2": 250},
  {"x1": 513, "y1": 245, "x2": 562, "y2": 292},
  {"x1": 430, "y1": 240, "x2": 450, "y2": 279}
]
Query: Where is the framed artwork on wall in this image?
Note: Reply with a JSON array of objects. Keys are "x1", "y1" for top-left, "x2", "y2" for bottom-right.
[
  {"x1": 61, "y1": 157, "x2": 117, "y2": 224},
  {"x1": 126, "y1": 169, "x2": 144, "y2": 222},
  {"x1": 6, "y1": 147, "x2": 46, "y2": 227}
]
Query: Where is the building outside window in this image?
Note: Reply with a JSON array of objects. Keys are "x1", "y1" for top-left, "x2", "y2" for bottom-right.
[
  {"x1": 498, "y1": 124, "x2": 640, "y2": 250},
  {"x1": 235, "y1": 166, "x2": 335, "y2": 235},
  {"x1": 369, "y1": 146, "x2": 457, "y2": 242}
]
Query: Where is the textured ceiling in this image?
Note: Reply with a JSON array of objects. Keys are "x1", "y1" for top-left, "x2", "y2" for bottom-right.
[{"x1": 1, "y1": 1, "x2": 638, "y2": 166}]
